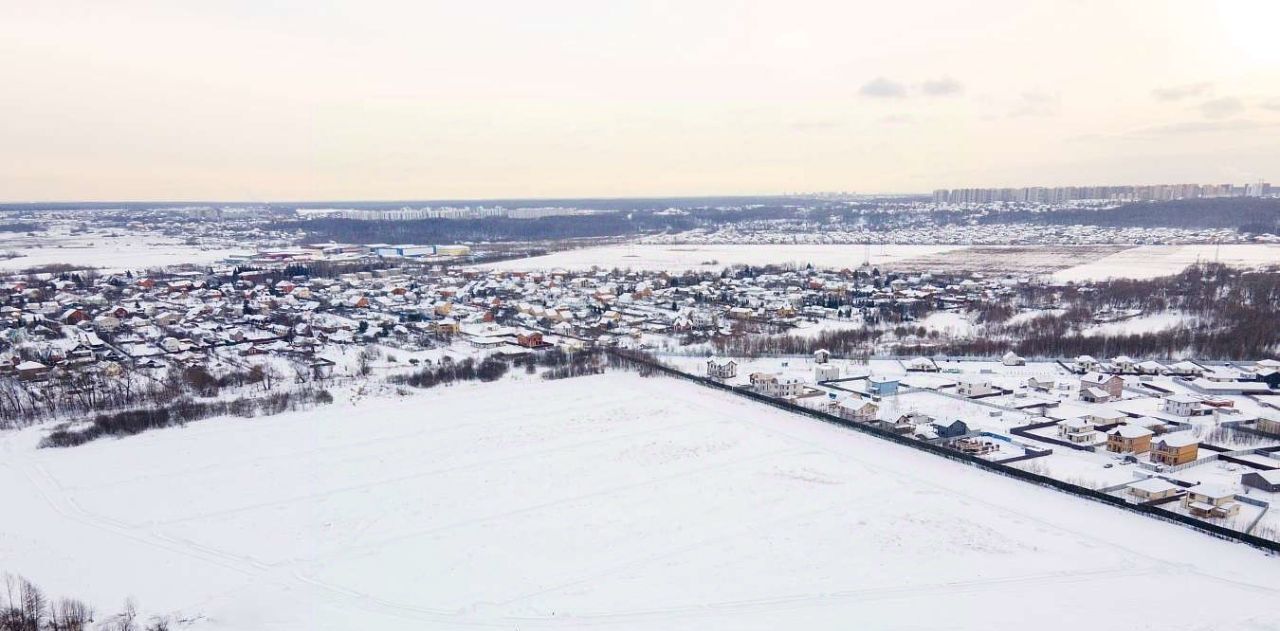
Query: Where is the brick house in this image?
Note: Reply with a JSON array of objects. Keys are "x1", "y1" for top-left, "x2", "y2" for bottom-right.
[{"x1": 1079, "y1": 372, "x2": 1124, "y2": 401}]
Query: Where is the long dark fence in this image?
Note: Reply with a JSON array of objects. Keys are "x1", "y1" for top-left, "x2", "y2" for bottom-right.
[{"x1": 609, "y1": 350, "x2": 1280, "y2": 554}]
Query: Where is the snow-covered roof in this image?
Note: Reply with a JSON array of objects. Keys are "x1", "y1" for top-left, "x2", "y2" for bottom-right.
[
  {"x1": 1128, "y1": 477, "x2": 1178, "y2": 494},
  {"x1": 1109, "y1": 424, "x2": 1153, "y2": 438},
  {"x1": 1187, "y1": 483, "x2": 1235, "y2": 500},
  {"x1": 1155, "y1": 432, "x2": 1198, "y2": 448}
]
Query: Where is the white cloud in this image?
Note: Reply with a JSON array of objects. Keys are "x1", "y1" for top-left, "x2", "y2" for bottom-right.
[
  {"x1": 1198, "y1": 97, "x2": 1245, "y2": 119},
  {"x1": 1151, "y1": 82, "x2": 1212, "y2": 101},
  {"x1": 1008, "y1": 91, "x2": 1060, "y2": 118},
  {"x1": 859, "y1": 77, "x2": 908, "y2": 98},
  {"x1": 920, "y1": 77, "x2": 963, "y2": 97}
]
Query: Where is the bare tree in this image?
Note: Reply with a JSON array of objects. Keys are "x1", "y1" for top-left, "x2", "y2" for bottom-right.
[
  {"x1": 1, "y1": 573, "x2": 47, "y2": 631},
  {"x1": 48, "y1": 597, "x2": 93, "y2": 631},
  {"x1": 102, "y1": 598, "x2": 137, "y2": 631}
]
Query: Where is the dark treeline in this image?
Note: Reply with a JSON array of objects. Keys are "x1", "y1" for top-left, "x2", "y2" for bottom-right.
[
  {"x1": 0, "y1": 222, "x2": 40, "y2": 233},
  {"x1": 389, "y1": 348, "x2": 607, "y2": 389},
  {"x1": 39, "y1": 388, "x2": 333, "y2": 449},
  {"x1": 979, "y1": 198, "x2": 1280, "y2": 233},
  {"x1": 514, "y1": 348, "x2": 608, "y2": 380},
  {"x1": 275, "y1": 214, "x2": 696, "y2": 245},
  {"x1": 287, "y1": 195, "x2": 803, "y2": 212},
  {"x1": 275, "y1": 202, "x2": 923, "y2": 245}
]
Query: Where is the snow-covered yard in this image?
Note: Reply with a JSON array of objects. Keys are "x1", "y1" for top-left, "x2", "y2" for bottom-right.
[{"x1": 3, "y1": 373, "x2": 1279, "y2": 630}]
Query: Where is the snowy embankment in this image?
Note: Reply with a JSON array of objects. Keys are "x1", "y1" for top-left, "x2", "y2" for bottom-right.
[{"x1": 2, "y1": 373, "x2": 1279, "y2": 630}]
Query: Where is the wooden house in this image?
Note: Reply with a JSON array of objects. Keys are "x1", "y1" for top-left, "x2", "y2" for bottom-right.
[
  {"x1": 1150, "y1": 433, "x2": 1199, "y2": 466},
  {"x1": 1106, "y1": 424, "x2": 1153, "y2": 454}
]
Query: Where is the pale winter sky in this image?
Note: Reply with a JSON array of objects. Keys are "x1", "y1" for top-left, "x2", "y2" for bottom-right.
[{"x1": 1, "y1": 0, "x2": 1278, "y2": 201}]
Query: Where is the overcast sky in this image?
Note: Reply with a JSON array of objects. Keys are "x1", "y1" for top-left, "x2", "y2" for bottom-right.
[{"x1": 1, "y1": 0, "x2": 1277, "y2": 201}]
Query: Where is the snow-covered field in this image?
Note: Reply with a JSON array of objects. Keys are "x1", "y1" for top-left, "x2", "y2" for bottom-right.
[
  {"x1": 485, "y1": 242, "x2": 1280, "y2": 280},
  {"x1": 1081, "y1": 311, "x2": 1190, "y2": 337},
  {"x1": 483, "y1": 244, "x2": 962, "y2": 272},
  {"x1": 3, "y1": 373, "x2": 1279, "y2": 630},
  {"x1": 0, "y1": 231, "x2": 238, "y2": 272},
  {"x1": 1052, "y1": 244, "x2": 1280, "y2": 281}
]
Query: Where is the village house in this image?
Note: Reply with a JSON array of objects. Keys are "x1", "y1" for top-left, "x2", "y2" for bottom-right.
[
  {"x1": 706, "y1": 359, "x2": 737, "y2": 380},
  {"x1": 867, "y1": 376, "x2": 899, "y2": 396},
  {"x1": 1025, "y1": 376, "x2": 1054, "y2": 392},
  {"x1": 1106, "y1": 424, "x2": 1154, "y2": 454},
  {"x1": 1182, "y1": 484, "x2": 1240, "y2": 518},
  {"x1": 1150, "y1": 433, "x2": 1199, "y2": 466},
  {"x1": 1127, "y1": 477, "x2": 1181, "y2": 501},
  {"x1": 1166, "y1": 360, "x2": 1207, "y2": 377},
  {"x1": 16, "y1": 360, "x2": 48, "y2": 381},
  {"x1": 1074, "y1": 355, "x2": 1099, "y2": 372},
  {"x1": 956, "y1": 376, "x2": 997, "y2": 398},
  {"x1": 750, "y1": 373, "x2": 804, "y2": 399},
  {"x1": 888, "y1": 412, "x2": 934, "y2": 434},
  {"x1": 834, "y1": 397, "x2": 879, "y2": 422},
  {"x1": 1135, "y1": 360, "x2": 1167, "y2": 375},
  {"x1": 814, "y1": 363, "x2": 840, "y2": 381},
  {"x1": 1059, "y1": 417, "x2": 1102, "y2": 445},
  {"x1": 1111, "y1": 355, "x2": 1137, "y2": 373},
  {"x1": 1079, "y1": 372, "x2": 1124, "y2": 402},
  {"x1": 1161, "y1": 394, "x2": 1204, "y2": 417},
  {"x1": 933, "y1": 419, "x2": 971, "y2": 439}
]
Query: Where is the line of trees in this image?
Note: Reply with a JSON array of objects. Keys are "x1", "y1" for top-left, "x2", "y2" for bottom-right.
[
  {"x1": 976, "y1": 198, "x2": 1280, "y2": 233},
  {"x1": 690, "y1": 263, "x2": 1280, "y2": 360},
  {"x1": 275, "y1": 214, "x2": 695, "y2": 245},
  {"x1": 2, "y1": 573, "x2": 172, "y2": 631},
  {"x1": 39, "y1": 387, "x2": 333, "y2": 449},
  {"x1": 388, "y1": 348, "x2": 609, "y2": 389},
  {"x1": 899, "y1": 263, "x2": 1280, "y2": 359},
  {"x1": 1, "y1": 356, "x2": 328, "y2": 430}
]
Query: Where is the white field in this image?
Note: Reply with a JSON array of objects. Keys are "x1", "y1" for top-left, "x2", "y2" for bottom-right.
[
  {"x1": 0, "y1": 231, "x2": 239, "y2": 273},
  {"x1": 3, "y1": 373, "x2": 1280, "y2": 630},
  {"x1": 1081, "y1": 311, "x2": 1189, "y2": 337},
  {"x1": 485, "y1": 243, "x2": 1280, "y2": 280},
  {"x1": 483, "y1": 244, "x2": 962, "y2": 272},
  {"x1": 1051, "y1": 243, "x2": 1280, "y2": 282}
]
